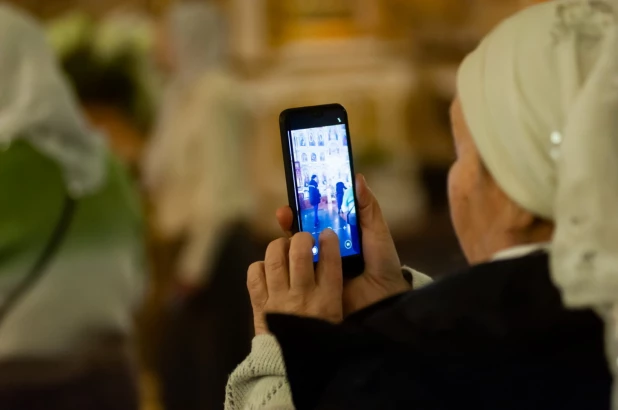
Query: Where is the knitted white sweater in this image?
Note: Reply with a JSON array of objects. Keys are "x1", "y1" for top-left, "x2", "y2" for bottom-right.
[{"x1": 225, "y1": 268, "x2": 433, "y2": 410}]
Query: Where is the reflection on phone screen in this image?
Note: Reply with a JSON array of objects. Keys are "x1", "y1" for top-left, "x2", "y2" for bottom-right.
[{"x1": 289, "y1": 124, "x2": 360, "y2": 262}]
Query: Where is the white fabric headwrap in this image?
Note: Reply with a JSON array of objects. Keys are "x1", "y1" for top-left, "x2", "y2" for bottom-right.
[
  {"x1": 457, "y1": 0, "x2": 618, "y2": 307},
  {"x1": 0, "y1": 5, "x2": 105, "y2": 197}
]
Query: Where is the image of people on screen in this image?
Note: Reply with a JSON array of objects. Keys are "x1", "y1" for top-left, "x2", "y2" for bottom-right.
[{"x1": 289, "y1": 124, "x2": 358, "y2": 258}]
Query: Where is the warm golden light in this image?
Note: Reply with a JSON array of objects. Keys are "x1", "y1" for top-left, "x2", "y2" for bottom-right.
[{"x1": 268, "y1": 0, "x2": 358, "y2": 44}]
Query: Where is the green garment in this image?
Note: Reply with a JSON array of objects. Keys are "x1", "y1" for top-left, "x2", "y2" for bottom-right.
[{"x1": 0, "y1": 141, "x2": 145, "y2": 359}]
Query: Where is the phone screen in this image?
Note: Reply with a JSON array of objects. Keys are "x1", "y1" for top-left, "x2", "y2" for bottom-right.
[{"x1": 288, "y1": 124, "x2": 360, "y2": 262}]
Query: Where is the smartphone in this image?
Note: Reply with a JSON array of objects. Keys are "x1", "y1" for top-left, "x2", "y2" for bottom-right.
[{"x1": 279, "y1": 104, "x2": 364, "y2": 278}]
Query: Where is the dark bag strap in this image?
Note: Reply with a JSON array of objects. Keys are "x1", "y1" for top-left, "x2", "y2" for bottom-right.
[{"x1": 0, "y1": 195, "x2": 77, "y2": 327}]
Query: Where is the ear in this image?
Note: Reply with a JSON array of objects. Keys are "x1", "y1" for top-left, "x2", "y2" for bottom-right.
[
  {"x1": 505, "y1": 200, "x2": 536, "y2": 232},
  {"x1": 484, "y1": 169, "x2": 535, "y2": 233}
]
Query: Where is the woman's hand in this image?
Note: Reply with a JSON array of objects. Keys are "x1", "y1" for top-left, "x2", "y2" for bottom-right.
[
  {"x1": 249, "y1": 230, "x2": 343, "y2": 335},
  {"x1": 275, "y1": 174, "x2": 410, "y2": 316}
]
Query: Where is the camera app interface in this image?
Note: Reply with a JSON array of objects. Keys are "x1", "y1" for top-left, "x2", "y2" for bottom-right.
[{"x1": 289, "y1": 124, "x2": 359, "y2": 261}]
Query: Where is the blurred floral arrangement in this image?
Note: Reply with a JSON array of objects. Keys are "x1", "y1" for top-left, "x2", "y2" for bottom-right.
[{"x1": 46, "y1": 11, "x2": 160, "y2": 132}]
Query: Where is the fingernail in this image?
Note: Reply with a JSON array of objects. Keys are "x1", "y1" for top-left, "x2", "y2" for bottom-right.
[
  {"x1": 321, "y1": 228, "x2": 336, "y2": 237},
  {"x1": 361, "y1": 174, "x2": 369, "y2": 189},
  {"x1": 319, "y1": 229, "x2": 337, "y2": 246},
  {"x1": 357, "y1": 174, "x2": 367, "y2": 189},
  {"x1": 356, "y1": 175, "x2": 368, "y2": 202}
]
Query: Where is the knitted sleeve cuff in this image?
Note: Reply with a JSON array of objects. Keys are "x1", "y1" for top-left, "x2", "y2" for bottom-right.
[
  {"x1": 248, "y1": 334, "x2": 287, "y2": 376},
  {"x1": 225, "y1": 334, "x2": 290, "y2": 410}
]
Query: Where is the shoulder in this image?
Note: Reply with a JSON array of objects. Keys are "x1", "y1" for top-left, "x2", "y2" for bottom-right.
[
  {"x1": 357, "y1": 252, "x2": 606, "y2": 359},
  {"x1": 362, "y1": 253, "x2": 553, "y2": 333}
]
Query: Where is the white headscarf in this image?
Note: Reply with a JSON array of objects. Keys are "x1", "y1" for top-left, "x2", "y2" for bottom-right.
[
  {"x1": 458, "y1": 0, "x2": 618, "y2": 306},
  {"x1": 0, "y1": 5, "x2": 105, "y2": 197},
  {"x1": 143, "y1": 1, "x2": 227, "y2": 190},
  {"x1": 458, "y1": 0, "x2": 618, "y2": 396},
  {"x1": 168, "y1": 1, "x2": 227, "y2": 83}
]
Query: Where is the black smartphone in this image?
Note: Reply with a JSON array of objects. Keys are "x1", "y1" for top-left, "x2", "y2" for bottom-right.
[{"x1": 279, "y1": 104, "x2": 364, "y2": 278}]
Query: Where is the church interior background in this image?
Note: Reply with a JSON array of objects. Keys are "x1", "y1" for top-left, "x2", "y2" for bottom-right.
[{"x1": 6, "y1": 0, "x2": 548, "y2": 409}]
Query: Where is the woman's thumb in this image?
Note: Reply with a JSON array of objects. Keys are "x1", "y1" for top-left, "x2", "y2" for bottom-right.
[{"x1": 355, "y1": 174, "x2": 389, "y2": 234}]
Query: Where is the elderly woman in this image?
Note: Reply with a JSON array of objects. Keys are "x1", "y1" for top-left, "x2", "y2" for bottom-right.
[
  {"x1": 0, "y1": 6, "x2": 144, "y2": 409},
  {"x1": 226, "y1": 1, "x2": 618, "y2": 409}
]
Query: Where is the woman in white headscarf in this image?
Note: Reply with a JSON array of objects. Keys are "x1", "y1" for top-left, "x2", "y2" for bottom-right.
[
  {"x1": 144, "y1": 0, "x2": 253, "y2": 291},
  {"x1": 0, "y1": 5, "x2": 144, "y2": 410},
  {"x1": 143, "y1": 3, "x2": 258, "y2": 410},
  {"x1": 224, "y1": 1, "x2": 618, "y2": 409}
]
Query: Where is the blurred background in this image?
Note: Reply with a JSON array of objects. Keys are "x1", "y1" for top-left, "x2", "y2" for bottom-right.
[{"x1": 4, "y1": 0, "x2": 547, "y2": 409}]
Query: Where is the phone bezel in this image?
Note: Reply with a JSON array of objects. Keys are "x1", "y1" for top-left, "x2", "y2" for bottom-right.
[{"x1": 279, "y1": 103, "x2": 365, "y2": 278}]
